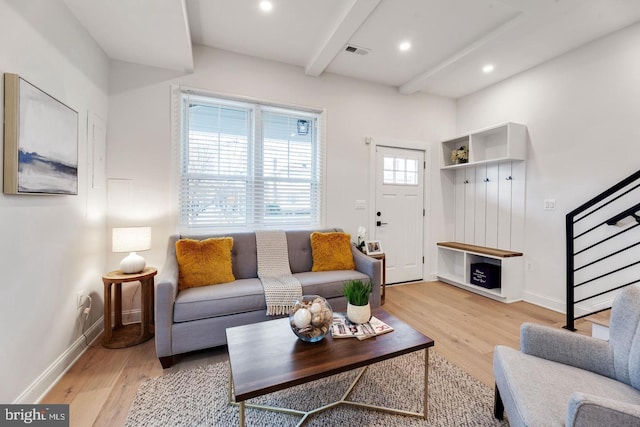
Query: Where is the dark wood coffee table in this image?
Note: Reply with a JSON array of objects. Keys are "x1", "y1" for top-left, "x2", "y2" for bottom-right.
[{"x1": 226, "y1": 308, "x2": 434, "y2": 426}]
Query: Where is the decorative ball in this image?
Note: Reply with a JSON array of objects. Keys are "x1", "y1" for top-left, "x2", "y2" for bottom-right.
[
  {"x1": 289, "y1": 295, "x2": 333, "y2": 342},
  {"x1": 293, "y1": 308, "x2": 311, "y2": 328}
]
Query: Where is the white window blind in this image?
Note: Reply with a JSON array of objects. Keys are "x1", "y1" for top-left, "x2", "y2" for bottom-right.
[{"x1": 180, "y1": 93, "x2": 323, "y2": 230}]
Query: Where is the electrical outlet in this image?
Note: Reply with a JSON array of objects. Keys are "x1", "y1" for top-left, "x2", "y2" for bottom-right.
[
  {"x1": 77, "y1": 292, "x2": 85, "y2": 308},
  {"x1": 526, "y1": 261, "x2": 534, "y2": 272}
]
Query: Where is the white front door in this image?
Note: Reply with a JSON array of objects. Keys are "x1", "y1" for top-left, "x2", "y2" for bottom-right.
[{"x1": 375, "y1": 146, "x2": 424, "y2": 284}]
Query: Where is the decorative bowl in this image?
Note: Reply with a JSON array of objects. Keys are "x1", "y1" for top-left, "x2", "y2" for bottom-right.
[{"x1": 289, "y1": 295, "x2": 333, "y2": 342}]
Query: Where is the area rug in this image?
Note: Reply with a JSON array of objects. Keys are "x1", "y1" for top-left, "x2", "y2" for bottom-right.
[{"x1": 125, "y1": 351, "x2": 508, "y2": 426}]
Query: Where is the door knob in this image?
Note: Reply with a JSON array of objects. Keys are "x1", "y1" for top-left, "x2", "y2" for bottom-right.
[{"x1": 376, "y1": 221, "x2": 388, "y2": 226}]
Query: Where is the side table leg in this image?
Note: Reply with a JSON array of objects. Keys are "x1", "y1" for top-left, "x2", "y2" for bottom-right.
[
  {"x1": 140, "y1": 278, "x2": 150, "y2": 339},
  {"x1": 113, "y1": 282, "x2": 123, "y2": 328},
  {"x1": 150, "y1": 278, "x2": 155, "y2": 324},
  {"x1": 103, "y1": 282, "x2": 112, "y2": 344},
  {"x1": 381, "y1": 256, "x2": 386, "y2": 303}
]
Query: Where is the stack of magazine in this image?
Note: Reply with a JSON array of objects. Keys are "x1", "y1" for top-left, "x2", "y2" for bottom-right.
[{"x1": 331, "y1": 312, "x2": 394, "y2": 340}]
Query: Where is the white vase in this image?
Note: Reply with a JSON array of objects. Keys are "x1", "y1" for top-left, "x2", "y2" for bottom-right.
[{"x1": 347, "y1": 302, "x2": 371, "y2": 324}]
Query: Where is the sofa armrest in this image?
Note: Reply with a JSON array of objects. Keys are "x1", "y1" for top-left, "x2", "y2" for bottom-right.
[
  {"x1": 154, "y1": 237, "x2": 180, "y2": 358},
  {"x1": 351, "y1": 246, "x2": 382, "y2": 307},
  {"x1": 520, "y1": 323, "x2": 615, "y2": 378},
  {"x1": 567, "y1": 392, "x2": 640, "y2": 427}
]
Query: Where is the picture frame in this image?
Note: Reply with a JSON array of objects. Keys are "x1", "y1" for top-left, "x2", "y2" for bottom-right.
[
  {"x1": 364, "y1": 240, "x2": 383, "y2": 255},
  {"x1": 3, "y1": 73, "x2": 78, "y2": 195}
]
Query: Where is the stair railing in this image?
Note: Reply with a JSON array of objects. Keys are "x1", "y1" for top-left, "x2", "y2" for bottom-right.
[{"x1": 565, "y1": 169, "x2": 640, "y2": 330}]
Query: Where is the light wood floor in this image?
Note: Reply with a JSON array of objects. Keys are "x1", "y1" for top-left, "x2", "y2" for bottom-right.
[{"x1": 41, "y1": 281, "x2": 591, "y2": 426}]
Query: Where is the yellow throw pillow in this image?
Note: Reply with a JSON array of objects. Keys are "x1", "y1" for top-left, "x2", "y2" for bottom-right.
[
  {"x1": 176, "y1": 237, "x2": 235, "y2": 290},
  {"x1": 310, "y1": 232, "x2": 355, "y2": 272}
]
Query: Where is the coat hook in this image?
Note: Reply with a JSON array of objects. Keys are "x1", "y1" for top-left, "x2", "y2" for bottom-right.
[
  {"x1": 484, "y1": 178, "x2": 490, "y2": 182},
  {"x1": 506, "y1": 176, "x2": 512, "y2": 180}
]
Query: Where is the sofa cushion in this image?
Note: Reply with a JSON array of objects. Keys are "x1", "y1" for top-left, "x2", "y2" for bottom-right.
[
  {"x1": 296, "y1": 270, "x2": 370, "y2": 300},
  {"x1": 310, "y1": 231, "x2": 355, "y2": 272},
  {"x1": 182, "y1": 232, "x2": 259, "y2": 280},
  {"x1": 174, "y1": 278, "x2": 265, "y2": 322},
  {"x1": 173, "y1": 271, "x2": 369, "y2": 323},
  {"x1": 176, "y1": 237, "x2": 235, "y2": 290},
  {"x1": 286, "y1": 228, "x2": 341, "y2": 273}
]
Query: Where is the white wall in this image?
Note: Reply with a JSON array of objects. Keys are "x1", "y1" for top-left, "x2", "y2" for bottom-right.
[
  {"x1": 106, "y1": 45, "x2": 456, "y2": 295},
  {"x1": 0, "y1": 0, "x2": 109, "y2": 403},
  {"x1": 456, "y1": 22, "x2": 640, "y2": 311}
]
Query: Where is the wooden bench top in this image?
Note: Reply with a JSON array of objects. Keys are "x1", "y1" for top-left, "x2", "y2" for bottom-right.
[{"x1": 437, "y1": 242, "x2": 523, "y2": 258}]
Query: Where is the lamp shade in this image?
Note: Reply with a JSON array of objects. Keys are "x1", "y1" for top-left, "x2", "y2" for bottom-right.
[
  {"x1": 112, "y1": 227, "x2": 152, "y2": 253},
  {"x1": 112, "y1": 227, "x2": 151, "y2": 274}
]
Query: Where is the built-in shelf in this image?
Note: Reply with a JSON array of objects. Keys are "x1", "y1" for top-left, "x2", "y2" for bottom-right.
[
  {"x1": 436, "y1": 242, "x2": 524, "y2": 303},
  {"x1": 441, "y1": 122, "x2": 527, "y2": 169},
  {"x1": 438, "y1": 122, "x2": 528, "y2": 302}
]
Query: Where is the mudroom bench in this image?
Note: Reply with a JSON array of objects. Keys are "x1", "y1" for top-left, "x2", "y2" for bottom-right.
[{"x1": 436, "y1": 242, "x2": 524, "y2": 303}]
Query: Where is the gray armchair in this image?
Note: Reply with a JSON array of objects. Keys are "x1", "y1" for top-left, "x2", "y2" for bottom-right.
[{"x1": 493, "y1": 286, "x2": 640, "y2": 426}]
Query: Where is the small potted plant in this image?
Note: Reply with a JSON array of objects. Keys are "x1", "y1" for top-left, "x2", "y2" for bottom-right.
[{"x1": 343, "y1": 279, "x2": 372, "y2": 324}]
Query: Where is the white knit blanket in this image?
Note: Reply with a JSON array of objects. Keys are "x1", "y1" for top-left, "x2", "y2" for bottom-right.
[{"x1": 255, "y1": 230, "x2": 302, "y2": 315}]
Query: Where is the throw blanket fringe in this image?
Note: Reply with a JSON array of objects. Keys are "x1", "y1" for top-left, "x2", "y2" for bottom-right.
[{"x1": 255, "y1": 230, "x2": 302, "y2": 315}]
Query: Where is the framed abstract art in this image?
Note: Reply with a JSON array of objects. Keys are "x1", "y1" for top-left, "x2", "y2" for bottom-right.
[{"x1": 3, "y1": 73, "x2": 78, "y2": 195}]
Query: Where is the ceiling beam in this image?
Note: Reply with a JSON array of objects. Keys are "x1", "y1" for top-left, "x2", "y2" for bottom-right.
[
  {"x1": 305, "y1": 0, "x2": 382, "y2": 77},
  {"x1": 398, "y1": 12, "x2": 524, "y2": 95}
]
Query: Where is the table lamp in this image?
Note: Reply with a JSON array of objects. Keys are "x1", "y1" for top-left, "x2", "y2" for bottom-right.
[{"x1": 112, "y1": 227, "x2": 151, "y2": 273}]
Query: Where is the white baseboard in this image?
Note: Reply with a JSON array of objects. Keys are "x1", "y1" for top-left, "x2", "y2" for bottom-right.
[
  {"x1": 522, "y1": 290, "x2": 566, "y2": 314},
  {"x1": 14, "y1": 317, "x2": 104, "y2": 404},
  {"x1": 122, "y1": 308, "x2": 142, "y2": 325},
  {"x1": 592, "y1": 324, "x2": 610, "y2": 340},
  {"x1": 523, "y1": 291, "x2": 616, "y2": 319},
  {"x1": 21, "y1": 309, "x2": 146, "y2": 403}
]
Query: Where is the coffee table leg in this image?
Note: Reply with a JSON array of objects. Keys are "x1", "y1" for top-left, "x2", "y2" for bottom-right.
[
  {"x1": 424, "y1": 348, "x2": 429, "y2": 419},
  {"x1": 239, "y1": 401, "x2": 245, "y2": 426}
]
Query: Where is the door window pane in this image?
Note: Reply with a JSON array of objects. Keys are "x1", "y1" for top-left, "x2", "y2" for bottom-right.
[{"x1": 383, "y1": 156, "x2": 419, "y2": 186}]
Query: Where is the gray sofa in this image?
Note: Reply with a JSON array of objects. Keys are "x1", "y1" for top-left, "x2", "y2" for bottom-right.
[
  {"x1": 155, "y1": 228, "x2": 382, "y2": 368},
  {"x1": 493, "y1": 286, "x2": 640, "y2": 426}
]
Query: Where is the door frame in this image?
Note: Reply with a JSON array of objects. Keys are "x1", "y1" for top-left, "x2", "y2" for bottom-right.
[{"x1": 368, "y1": 137, "x2": 432, "y2": 283}]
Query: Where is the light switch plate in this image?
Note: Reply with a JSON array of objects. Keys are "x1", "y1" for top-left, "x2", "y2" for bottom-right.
[{"x1": 544, "y1": 199, "x2": 556, "y2": 210}]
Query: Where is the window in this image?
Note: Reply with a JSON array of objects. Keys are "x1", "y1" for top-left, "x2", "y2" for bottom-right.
[
  {"x1": 383, "y1": 156, "x2": 418, "y2": 185},
  {"x1": 179, "y1": 93, "x2": 323, "y2": 230}
]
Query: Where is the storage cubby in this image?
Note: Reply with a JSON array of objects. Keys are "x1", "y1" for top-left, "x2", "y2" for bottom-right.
[
  {"x1": 436, "y1": 246, "x2": 465, "y2": 284},
  {"x1": 436, "y1": 242, "x2": 524, "y2": 303},
  {"x1": 441, "y1": 135, "x2": 470, "y2": 167},
  {"x1": 441, "y1": 122, "x2": 526, "y2": 169}
]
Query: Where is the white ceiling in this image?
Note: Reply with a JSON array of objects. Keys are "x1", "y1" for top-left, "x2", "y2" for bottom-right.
[{"x1": 64, "y1": 0, "x2": 640, "y2": 98}]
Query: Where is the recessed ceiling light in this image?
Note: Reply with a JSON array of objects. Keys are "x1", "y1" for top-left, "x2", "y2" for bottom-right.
[
  {"x1": 259, "y1": 1, "x2": 273, "y2": 12},
  {"x1": 399, "y1": 41, "x2": 411, "y2": 52},
  {"x1": 483, "y1": 64, "x2": 495, "y2": 73}
]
